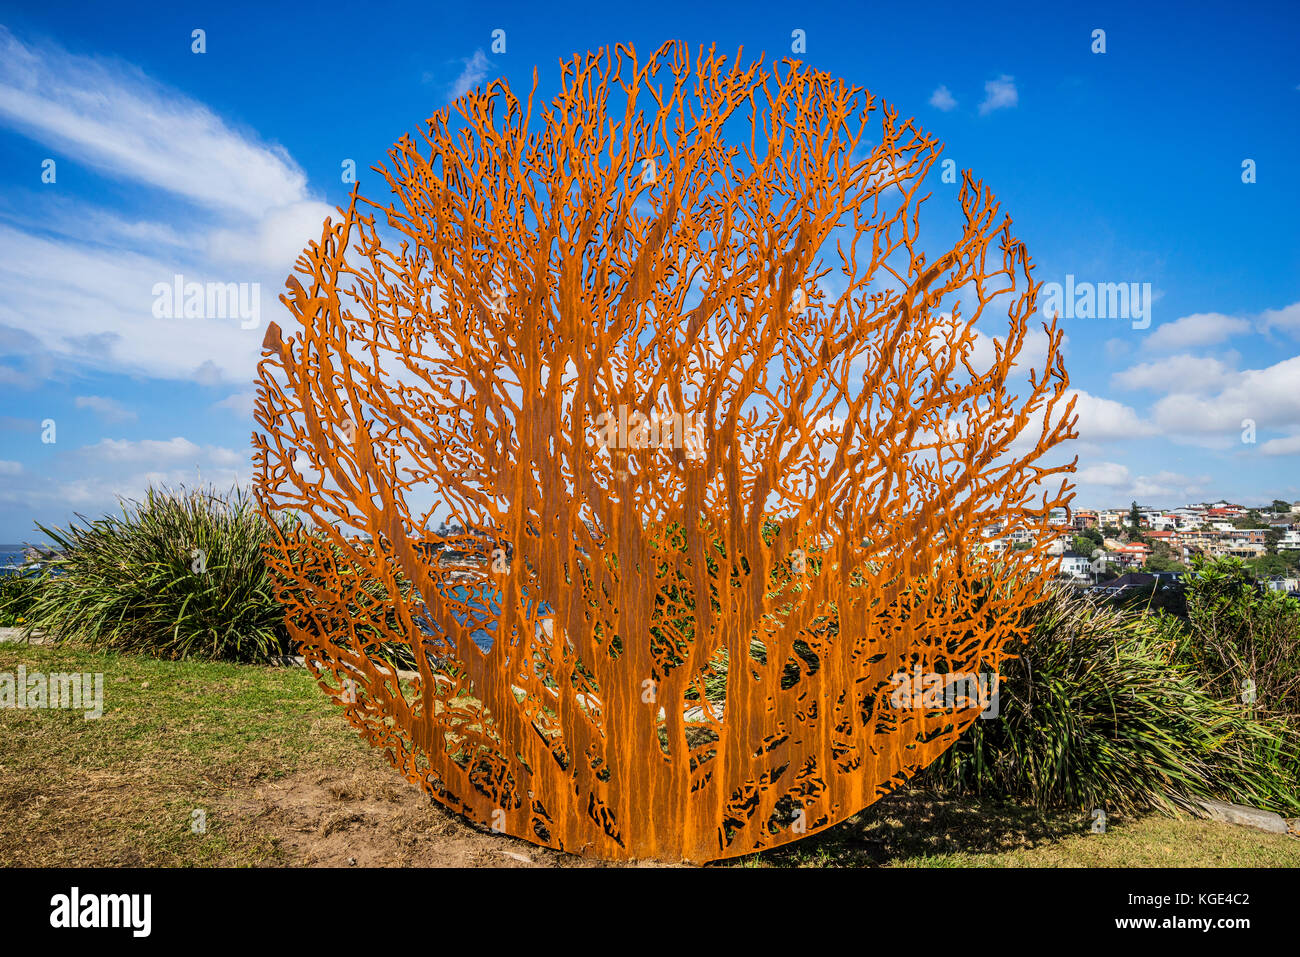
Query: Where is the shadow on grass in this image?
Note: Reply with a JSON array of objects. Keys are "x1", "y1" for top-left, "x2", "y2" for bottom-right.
[{"x1": 730, "y1": 788, "x2": 1088, "y2": 867}]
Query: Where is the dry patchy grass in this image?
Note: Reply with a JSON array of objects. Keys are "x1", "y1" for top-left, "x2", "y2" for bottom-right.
[{"x1": 2, "y1": 643, "x2": 1296, "y2": 868}]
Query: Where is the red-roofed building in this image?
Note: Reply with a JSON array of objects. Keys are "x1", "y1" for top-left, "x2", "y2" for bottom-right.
[
  {"x1": 1205, "y1": 506, "x2": 1245, "y2": 519},
  {"x1": 1074, "y1": 509, "x2": 1099, "y2": 530},
  {"x1": 1113, "y1": 542, "x2": 1152, "y2": 567}
]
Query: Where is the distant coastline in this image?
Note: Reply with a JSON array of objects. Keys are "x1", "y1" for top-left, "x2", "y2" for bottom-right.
[{"x1": 1, "y1": 545, "x2": 41, "y2": 574}]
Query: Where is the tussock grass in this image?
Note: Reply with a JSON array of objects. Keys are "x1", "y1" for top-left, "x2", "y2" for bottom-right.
[
  {"x1": 27, "y1": 486, "x2": 291, "y2": 661},
  {"x1": 921, "y1": 587, "x2": 1300, "y2": 816}
]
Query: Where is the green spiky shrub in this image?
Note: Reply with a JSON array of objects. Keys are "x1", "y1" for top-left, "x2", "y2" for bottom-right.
[
  {"x1": 26, "y1": 486, "x2": 293, "y2": 661},
  {"x1": 920, "y1": 586, "x2": 1300, "y2": 816},
  {"x1": 0, "y1": 572, "x2": 43, "y2": 627},
  {"x1": 1178, "y1": 556, "x2": 1300, "y2": 717}
]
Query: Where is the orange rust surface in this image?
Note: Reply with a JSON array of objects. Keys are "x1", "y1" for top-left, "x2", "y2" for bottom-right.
[{"x1": 252, "y1": 42, "x2": 1076, "y2": 862}]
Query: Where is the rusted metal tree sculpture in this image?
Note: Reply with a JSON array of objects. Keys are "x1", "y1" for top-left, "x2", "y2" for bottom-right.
[{"x1": 253, "y1": 42, "x2": 1076, "y2": 862}]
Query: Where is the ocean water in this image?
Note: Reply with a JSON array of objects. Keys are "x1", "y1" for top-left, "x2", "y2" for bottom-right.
[
  {"x1": 0, "y1": 546, "x2": 58, "y2": 577},
  {"x1": 429, "y1": 582, "x2": 551, "y2": 653}
]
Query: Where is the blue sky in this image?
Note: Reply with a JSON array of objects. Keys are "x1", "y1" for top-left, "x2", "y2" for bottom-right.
[{"x1": 0, "y1": 0, "x2": 1298, "y2": 541}]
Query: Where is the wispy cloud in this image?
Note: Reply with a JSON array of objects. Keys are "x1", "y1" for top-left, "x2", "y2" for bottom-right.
[
  {"x1": 0, "y1": 27, "x2": 332, "y2": 389},
  {"x1": 214, "y1": 391, "x2": 255, "y2": 418},
  {"x1": 82, "y1": 436, "x2": 239, "y2": 465},
  {"x1": 929, "y1": 85, "x2": 957, "y2": 111},
  {"x1": 0, "y1": 27, "x2": 307, "y2": 218},
  {"x1": 0, "y1": 221, "x2": 267, "y2": 384},
  {"x1": 0, "y1": 434, "x2": 250, "y2": 534},
  {"x1": 1110, "y1": 353, "x2": 1239, "y2": 393},
  {"x1": 978, "y1": 74, "x2": 1017, "y2": 115},
  {"x1": 449, "y1": 50, "x2": 492, "y2": 100},
  {"x1": 75, "y1": 394, "x2": 137, "y2": 423},
  {"x1": 1143, "y1": 312, "x2": 1251, "y2": 352}
]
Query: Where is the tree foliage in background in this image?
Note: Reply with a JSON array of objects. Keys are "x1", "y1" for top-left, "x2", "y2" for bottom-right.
[{"x1": 1179, "y1": 556, "x2": 1300, "y2": 718}]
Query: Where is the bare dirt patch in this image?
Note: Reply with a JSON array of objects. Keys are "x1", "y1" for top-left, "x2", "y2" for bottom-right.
[{"x1": 218, "y1": 767, "x2": 622, "y2": 867}]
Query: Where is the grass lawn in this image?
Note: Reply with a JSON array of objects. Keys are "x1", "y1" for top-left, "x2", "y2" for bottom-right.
[{"x1": 2, "y1": 642, "x2": 1298, "y2": 867}]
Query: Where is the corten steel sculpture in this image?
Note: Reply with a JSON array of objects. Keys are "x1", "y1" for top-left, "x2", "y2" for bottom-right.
[{"x1": 252, "y1": 41, "x2": 1077, "y2": 862}]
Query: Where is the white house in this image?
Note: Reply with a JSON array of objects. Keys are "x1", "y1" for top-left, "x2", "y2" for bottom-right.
[{"x1": 1056, "y1": 551, "x2": 1093, "y2": 580}]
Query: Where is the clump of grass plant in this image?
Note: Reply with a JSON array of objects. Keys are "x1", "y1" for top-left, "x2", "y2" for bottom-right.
[
  {"x1": 26, "y1": 486, "x2": 292, "y2": 662},
  {"x1": 921, "y1": 586, "x2": 1300, "y2": 816},
  {"x1": 0, "y1": 572, "x2": 42, "y2": 627}
]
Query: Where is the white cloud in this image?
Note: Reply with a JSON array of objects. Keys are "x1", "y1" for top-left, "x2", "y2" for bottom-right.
[
  {"x1": 929, "y1": 85, "x2": 957, "y2": 111},
  {"x1": 1003, "y1": 388, "x2": 1150, "y2": 470},
  {"x1": 1076, "y1": 462, "x2": 1130, "y2": 485},
  {"x1": 1068, "y1": 389, "x2": 1157, "y2": 441},
  {"x1": 0, "y1": 465, "x2": 247, "y2": 513},
  {"x1": 812, "y1": 413, "x2": 845, "y2": 436},
  {"x1": 1152, "y1": 354, "x2": 1300, "y2": 434},
  {"x1": 978, "y1": 75, "x2": 1017, "y2": 115},
  {"x1": 1110, "y1": 354, "x2": 1237, "y2": 393},
  {"x1": 1260, "y1": 432, "x2": 1300, "y2": 456},
  {"x1": 0, "y1": 460, "x2": 21, "y2": 476},
  {"x1": 3, "y1": 196, "x2": 203, "y2": 254},
  {"x1": 214, "y1": 391, "x2": 256, "y2": 419},
  {"x1": 207, "y1": 199, "x2": 335, "y2": 267},
  {"x1": 1143, "y1": 312, "x2": 1250, "y2": 352},
  {"x1": 0, "y1": 436, "x2": 252, "y2": 537},
  {"x1": 965, "y1": 326, "x2": 1058, "y2": 377},
  {"x1": 0, "y1": 223, "x2": 269, "y2": 384},
  {"x1": 0, "y1": 28, "x2": 329, "y2": 389},
  {"x1": 1068, "y1": 466, "x2": 1212, "y2": 505},
  {"x1": 449, "y1": 50, "x2": 491, "y2": 100},
  {"x1": 1126, "y1": 478, "x2": 1173, "y2": 499},
  {"x1": 1127, "y1": 471, "x2": 1210, "y2": 501},
  {"x1": 75, "y1": 394, "x2": 137, "y2": 423},
  {"x1": 78, "y1": 437, "x2": 242, "y2": 471},
  {"x1": 0, "y1": 27, "x2": 309, "y2": 219},
  {"x1": 84, "y1": 437, "x2": 202, "y2": 462},
  {"x1": 1260, "y1": 301, "x2": 1300, "y2": 338},
  {"x1": 1104, "y1": 338, "x2": 1130, "y2": 360}
]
